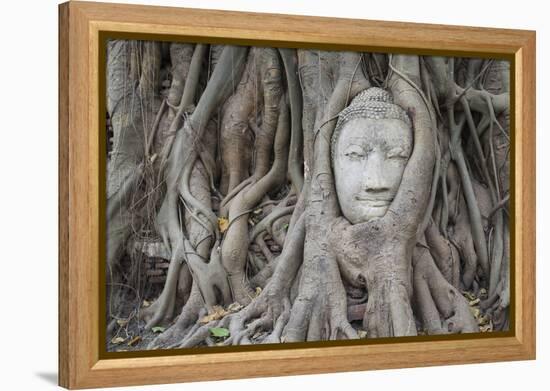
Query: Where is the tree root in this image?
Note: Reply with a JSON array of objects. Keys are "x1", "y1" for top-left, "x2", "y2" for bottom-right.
[
  {"x1": 147, "y1": 283, "x2": 205, "y2": 349},
  {"x1": 139, "y1": 257, "x2": 183, "y2": 329},
  {"x1": 425, "y1": 219, "x2": 460, "y2": 288},
  {"x1": 284, "y1": 270, "x2": 358, "y2": 341},
  {"x1": 413, "y1": 244, "x2": 478, "y2": 334},
  {"x1": 221, "y1": 96, "x2": 290, "y2": 305},
  {"x1": 227, "y1": 214, "x2": 305, "y2": 344},
  {"x1": 105, "y1": 44, "x2": 510, "y2": 350}
]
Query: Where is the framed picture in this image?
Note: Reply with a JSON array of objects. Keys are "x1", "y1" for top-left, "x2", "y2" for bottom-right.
[{"x1": 59, "y1": 1, "x2": 536, "y2": 389}]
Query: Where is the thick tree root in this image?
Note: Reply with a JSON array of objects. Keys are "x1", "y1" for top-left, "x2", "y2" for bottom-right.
[
  {"x1": 147, "y1": 283, "x2": 205, "y2": 349},
  {"x1": 105, "y1": 43, "x2": 510, "y2": 349},
  {"x1": 413, "y1": 245, "x2": 478, "y2": 334},
  {"x1": 139, "y1": 259, "x2": 184, "y2": 328},
  {"x1": 283, "y1": 265, "x2": 358, "y2": 341}
]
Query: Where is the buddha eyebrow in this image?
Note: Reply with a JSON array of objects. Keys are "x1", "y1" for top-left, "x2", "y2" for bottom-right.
[
  {"x1": 344, "y1": 137, "x2": 371, "y2": 145},
  {"x1": 342, "y1": 143, "x2": 367, "y2": 153}
]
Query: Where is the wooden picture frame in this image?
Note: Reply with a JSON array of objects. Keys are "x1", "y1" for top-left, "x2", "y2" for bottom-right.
[{"x1": 58, "y1": 1, "x2": 536, "y2": 388}]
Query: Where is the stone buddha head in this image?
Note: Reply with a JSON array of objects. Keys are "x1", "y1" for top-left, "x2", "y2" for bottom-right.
[{"x1": 331, "y1": 87, "x2": 413, "y2": 224}]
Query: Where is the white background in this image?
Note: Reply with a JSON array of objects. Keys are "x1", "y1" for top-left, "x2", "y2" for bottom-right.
[{"x1": 0, "y1": 0, "x2": 546, "y2": 389}]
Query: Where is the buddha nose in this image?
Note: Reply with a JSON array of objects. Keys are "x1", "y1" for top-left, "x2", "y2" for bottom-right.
[{"x1": 363, "y1": 151, "x2": 390, "y2": 193}]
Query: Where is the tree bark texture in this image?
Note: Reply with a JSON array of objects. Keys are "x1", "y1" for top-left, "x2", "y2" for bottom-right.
[{"x1": 105, "y1": 41, "x2": 510, "y2": 350}]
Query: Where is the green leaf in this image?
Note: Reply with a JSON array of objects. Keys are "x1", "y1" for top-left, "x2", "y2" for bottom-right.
[
  {"x1": 209, "y1": 327, "x2": 230, "y2": 338},
  {"x1": 151, "y1": 326, "x2": 165, "y2": 333}
]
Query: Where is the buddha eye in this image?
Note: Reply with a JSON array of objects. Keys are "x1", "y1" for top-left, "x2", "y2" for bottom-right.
[
  {"x1": 345, "y1": 151, "x2": 364, "y2": 159},
  {"x1": 387, "y1": 147, "x2": 408, "y2": 160},
  {"x1": 343, "y1": 146, "x2": 366, "y2": 160}
]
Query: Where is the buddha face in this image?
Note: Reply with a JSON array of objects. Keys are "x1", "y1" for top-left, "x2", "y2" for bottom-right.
[{"x1": 333, "y1": 117, "x2": 413, "y2": 224}]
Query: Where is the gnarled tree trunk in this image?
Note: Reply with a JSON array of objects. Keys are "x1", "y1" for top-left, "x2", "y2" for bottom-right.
[{"x1": 105, "y1": 41, "x2": 510, "y2": 350}]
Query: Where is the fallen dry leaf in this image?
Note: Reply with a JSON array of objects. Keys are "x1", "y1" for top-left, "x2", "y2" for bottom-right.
[
  {"x1": 480, "y1": 320, "x2": 493, "y2": 332},
  {"x1": 478, "y1": 315, "x2": 489, "y2": 326},
  {"x1": 218, "y1": 217, "x2": 229, "y2": 233},
  {"x1": 142, "y1": 300, "x2": 151, "y2": 308},
  {"x1": 111, "y1": 336, "x2": 125, "y2": 345},
  {"x1": 227, "y1": 302, "x2": 243, "y2": 313},
  {"x1": 252, "y1": 331, "x2": 265, "y2": 340},
  {"x1": 199, "y1": 305, "x2": 229, "y2": 324},
  {"x1": 116, "y1": 319, "x2": 129, "y2": 327},
  {"x1": 469, "y1": 298, "x2": 481, "y2": 306},
  {"x1": 127, "y1": 336, "x2": 142, "y2": 346},
  {"x1": 462, "y1": 291, "x2": 476, "y2": 301}
]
